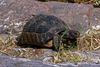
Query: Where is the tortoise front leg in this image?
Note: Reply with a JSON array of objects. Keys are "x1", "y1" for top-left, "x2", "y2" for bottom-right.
[{"x1": 53, "y1": 34, "x2": 61, "y2": 51}]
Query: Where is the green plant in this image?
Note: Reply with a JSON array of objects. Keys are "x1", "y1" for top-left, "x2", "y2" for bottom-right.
[{"x1": 50, "y1": 50, "x2": 82, "y2": 63}]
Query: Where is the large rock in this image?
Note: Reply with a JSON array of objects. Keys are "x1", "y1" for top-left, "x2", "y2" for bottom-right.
[
  {"x1": 0, "y1": 55, "x2": 100, "y2": 67},
  {"x1": 0, "y1": 0, "x2": 99, "y2": 35}
]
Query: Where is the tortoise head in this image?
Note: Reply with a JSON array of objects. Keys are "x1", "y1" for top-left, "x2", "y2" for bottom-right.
[
  {"x1": 61, "y1": 30, "x2": 80, "y2": 40},
  {"x1": 66, "y1": 30, "x2": 80, "y2": 40},
  {"x1": 61, "y1": 30, "x2": 80, "y2": 48}
]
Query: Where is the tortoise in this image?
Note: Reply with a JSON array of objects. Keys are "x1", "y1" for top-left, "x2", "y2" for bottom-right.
[{"x1": 17, "y1": 14, "x2": 79, "y2": 51}]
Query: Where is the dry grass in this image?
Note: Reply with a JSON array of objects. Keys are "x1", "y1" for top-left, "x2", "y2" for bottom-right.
[
  {"x1": 50, "y1": 50, "x2": 82, "y2": 63},
  {"x1": 78, "y1": 25, "x2": 100, "y2": 51},
  {"x1": 49, "y1": 39, "x2": 82, "y2": 63},
  {"x1": 0, "y1": 34, "x2": 44, "y2": 59},
  {"x1": 0, "y1": 34, "x2": 17, "y2": 53}
]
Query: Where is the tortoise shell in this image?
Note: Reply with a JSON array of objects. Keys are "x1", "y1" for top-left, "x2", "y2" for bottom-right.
[{"x1": 17, "y1": 14, "x2": 67, "y2": 47}]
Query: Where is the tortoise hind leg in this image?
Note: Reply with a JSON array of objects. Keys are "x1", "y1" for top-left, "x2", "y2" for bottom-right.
[{"x1": 53, "y1": 34, "x2": 61, "y2": 51}]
